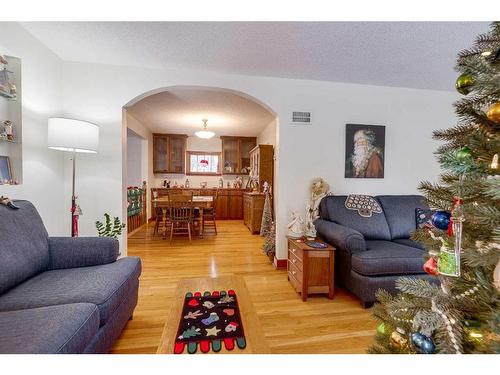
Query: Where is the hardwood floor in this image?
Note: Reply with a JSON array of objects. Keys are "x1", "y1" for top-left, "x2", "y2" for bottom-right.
[{"x1": 111, "y1": 220, "x2": 376, "y2": 354}]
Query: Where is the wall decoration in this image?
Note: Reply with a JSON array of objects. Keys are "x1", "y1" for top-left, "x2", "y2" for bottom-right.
[
  {"x1": 345, "y1": 124, "x2": 385, "y2": 178},
  {"x1": 0, "y1": 156, "x2": 12, "y2": 183}
]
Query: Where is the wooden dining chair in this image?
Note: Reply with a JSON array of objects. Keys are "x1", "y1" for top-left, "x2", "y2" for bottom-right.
[
  {"x1": 168, "y1": 193, "x2": 194, "y2": 244},
  {"x1": 153, "y1": 206, "x2": 167, "y2": 237},
  {"x1": 202, "y1": 189, "x2": 218, "y2": 235}
]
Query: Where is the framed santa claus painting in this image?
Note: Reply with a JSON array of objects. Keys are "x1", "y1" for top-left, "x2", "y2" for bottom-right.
[{"x1": 345, "y1": 124, "x2": 385, "y2": 178}]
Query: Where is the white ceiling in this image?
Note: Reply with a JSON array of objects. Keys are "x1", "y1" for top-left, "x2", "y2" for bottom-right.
[
  {"x1": 126, "y1": 87, "x2": 275, "y2": 136},
  {"x1": 20, "y1": 21, "x2": 490, "y2": 91}
]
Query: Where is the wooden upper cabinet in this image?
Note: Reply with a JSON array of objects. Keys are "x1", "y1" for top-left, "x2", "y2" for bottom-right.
[
  {"x1": 221, "y1": 136, "x2": 256, "y2": 175},
  {"x1": 153, "y1": 133, "x2": 187, "y2": 174},
  {"x1": 250, "y1": 144, "x2": 274, "y2": 188}
]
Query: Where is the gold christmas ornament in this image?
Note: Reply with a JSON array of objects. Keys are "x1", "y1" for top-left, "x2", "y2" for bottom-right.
[
  {"x1": 390, "y1": 330, "x2": 408, "y2": 349},
  {"x1": 486, "y1": 102, "x2": 500, "y2": 122}
]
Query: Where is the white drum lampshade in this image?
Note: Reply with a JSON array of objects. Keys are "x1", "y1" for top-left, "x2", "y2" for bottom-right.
[{"x1": 48, "y1": 118, "x2": 99, "y2": 153}]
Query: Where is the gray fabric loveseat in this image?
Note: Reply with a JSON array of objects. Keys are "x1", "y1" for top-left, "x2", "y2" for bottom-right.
[
  {"x1": 0, "y1": 200, "x2": 141, "y2": 353},
  {"x1": 315, "y1": 195, "x2": 436, "y2": 307}
]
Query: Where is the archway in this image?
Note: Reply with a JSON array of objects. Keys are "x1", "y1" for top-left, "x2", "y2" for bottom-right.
[{"x1": 122, "y1": 85, "x2": 279, "y2": 256}]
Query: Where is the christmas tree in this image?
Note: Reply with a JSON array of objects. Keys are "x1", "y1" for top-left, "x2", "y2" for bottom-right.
[
  {"x1": 262, "y1": 222, "x2": 276, "y2": 261},
  {"x1": 260, "y1": 191, "x2": 273, "y2": 237},
  {"x1": 369, "y1": 22, "x2": 500, "y2": 354}
]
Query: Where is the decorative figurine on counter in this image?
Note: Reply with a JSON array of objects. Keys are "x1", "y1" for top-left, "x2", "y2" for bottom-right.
[
  {"x1": 262, "y1": 181, "x2": 270, "y2": 193},
  {"x1": 218, "y1": 178, "x2": 224, "y2": 188},
  {"x1": 235, "y1": 176, "x2": 243, "y2": 189},
  {"x1": 227, "y1": 182, "x2": 230, "y2": 188},
  {"x1": 304, "y1": 204, "x2": 317, "y2": 240},
  {"x1": 185, "y1": 179, "x2": 190, "y2": 188},
  {"x1": 287, "y1": 210, "x2": 304, "y2": 238},
  {"x1": 250, "y1": 179, "x2": 260, "y2": 192}
]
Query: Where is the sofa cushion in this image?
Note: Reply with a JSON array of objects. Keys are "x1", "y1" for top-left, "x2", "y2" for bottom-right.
[
  {"x1": 377, "y1": 195, "x2": 427, "y2": 239},
  {"x1": 0, "y1": 257, "x2": 141, "y2": 326},
  {"x1": 319, "y1": 195, "x2": 391, "y2": 240},
  {"x1": 0, "y1": 303, "x2": 99, "y2": 353},
  {"x1": 351, "y1": 240, "x2": 426, "y2": 276},
  {"x1": 393, "y1": 238, "x2": 426, "y2": 250},
  {"x1": 0, "y1": 200, "x2": 50, "y2": 294}
]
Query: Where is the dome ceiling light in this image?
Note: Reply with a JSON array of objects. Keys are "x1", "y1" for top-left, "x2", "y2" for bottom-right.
[{"x1": 195, "y1": 119, "x2": 215, "y2": 139}]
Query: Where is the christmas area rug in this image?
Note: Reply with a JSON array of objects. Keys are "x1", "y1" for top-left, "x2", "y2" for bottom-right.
[{"x1": 174, "y1": 289, "x2": 246, "y2": 354}]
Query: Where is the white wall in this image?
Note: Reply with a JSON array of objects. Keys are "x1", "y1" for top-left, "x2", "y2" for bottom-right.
[
  {"x1": 257, "y1": 118, "x2": 277, "y2": 146},
  {"x1": 126, "y1": 128, "x2": 144, "y2": 187},
  {"x1": 0, "y1": 22, "x2": 65, "y2": 235},
  {"x1": 61, "y1": 61, "x2": 457, "y2": 259}
]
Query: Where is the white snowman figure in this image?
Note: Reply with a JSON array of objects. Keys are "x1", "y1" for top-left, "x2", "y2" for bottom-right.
[{"x1": 287, "y1": 210, "x2": 304, "y2": 238}]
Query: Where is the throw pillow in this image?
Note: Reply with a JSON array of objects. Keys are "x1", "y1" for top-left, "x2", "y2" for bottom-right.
[{"x1": 416, "y1": 208, "x2": 434, "y2": 229}]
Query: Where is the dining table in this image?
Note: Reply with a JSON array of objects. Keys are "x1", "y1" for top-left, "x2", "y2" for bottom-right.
[{"x1": 152, "y1": 196, "x2": 214, "y2": 239}]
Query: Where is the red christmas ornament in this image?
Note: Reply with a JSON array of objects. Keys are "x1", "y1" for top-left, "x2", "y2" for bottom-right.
[{"x1": 423, "y1": 257, "x2": 438, "y2": 275}]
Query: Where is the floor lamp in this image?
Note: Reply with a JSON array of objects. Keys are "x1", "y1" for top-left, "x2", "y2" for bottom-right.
[{"x1": 48, "y1": 118, "x2": 99, "y2": 237}]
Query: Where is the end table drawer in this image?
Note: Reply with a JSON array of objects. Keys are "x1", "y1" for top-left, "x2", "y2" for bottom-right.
[
  {"x1": 288, "y1": 261, "x2": 303, "y2": 281},
  {"x1": 288, "y1": 252, "x2": 302, "y2": 271},
  {"x1": 288, "y1": 245, "x2": 303, "y2": 261}
]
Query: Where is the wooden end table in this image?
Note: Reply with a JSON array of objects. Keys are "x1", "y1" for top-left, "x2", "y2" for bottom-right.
[{"x1": 287, "y1": 237, "x2": 335, "y2": 302}]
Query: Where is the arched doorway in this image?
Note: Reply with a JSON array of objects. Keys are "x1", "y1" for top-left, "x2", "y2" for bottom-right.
[{"x1": 122, "y1": 85, "x2": 279, "y2": 255}]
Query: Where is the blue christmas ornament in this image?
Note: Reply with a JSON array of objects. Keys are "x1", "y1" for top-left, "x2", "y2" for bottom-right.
[
  {"x1": 411, "y1": 332, "x2": 436, "y2": 354},
  {"x1": 431, "y1": 211, "x2": 451, "y2": 230}
]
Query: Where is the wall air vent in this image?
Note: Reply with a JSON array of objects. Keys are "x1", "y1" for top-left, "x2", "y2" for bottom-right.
[{"x1": 291, "y1": 111, "x2": 312, "y2": 125}]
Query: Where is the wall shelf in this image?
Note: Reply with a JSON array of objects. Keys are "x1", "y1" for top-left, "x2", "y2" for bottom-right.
[{"x1": 0, "y1": 55, "x2": 22, "y2": 184}]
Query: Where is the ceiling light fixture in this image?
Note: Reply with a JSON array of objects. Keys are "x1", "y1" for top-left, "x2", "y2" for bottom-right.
[{"x1": 195, "y1": 119, "x2": 215, "y2": 139}]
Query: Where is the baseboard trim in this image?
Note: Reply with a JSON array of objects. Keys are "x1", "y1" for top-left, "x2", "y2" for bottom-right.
[{"x1": 274, "y1": 258, "x2": 287, "y2": 270}]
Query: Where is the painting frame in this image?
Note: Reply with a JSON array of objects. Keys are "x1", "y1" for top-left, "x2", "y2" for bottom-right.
[
  {"x1": 0, "y1": 155, "x2": 12, "y2": 182},
  {"x1": 345, "y1": 124, "x2": 385, "y2": 179}
]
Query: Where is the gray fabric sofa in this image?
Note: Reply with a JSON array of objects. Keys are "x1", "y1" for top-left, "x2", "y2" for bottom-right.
[
  {"x1": 315, "y1": 195, "x2": 437, "y2": 308},
  {"x1": 0, "y1": 200, "x2": 141, "y2": 353}
]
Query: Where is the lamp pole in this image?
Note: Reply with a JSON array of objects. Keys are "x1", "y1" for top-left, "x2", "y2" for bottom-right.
[{"x1": 71, "y1": 151, "x2": 76, "y2": 237}]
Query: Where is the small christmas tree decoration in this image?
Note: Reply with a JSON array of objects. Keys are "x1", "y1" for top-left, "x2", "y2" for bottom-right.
[
  {"x1": 178, "y1": 326, "x2": 201, "y2": 340},
  {"x1": 411, "y1": 332, "x2": 436, "y2": 354},
  {"x1": 262, "y1": 222, "x2": 276, "y2": 261},
  {"x1": 431, "y1": 210, "x2": 451, "y2": 230},
  {"x1": 260, "y1": 191, "x2": 273, "y2": 237},
  {"x1": 486, "y1": 102, "x2": 500, "y2": 122},
  {"x1": 455, "y1": 73, "x2": 474, "y2": 95}
]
